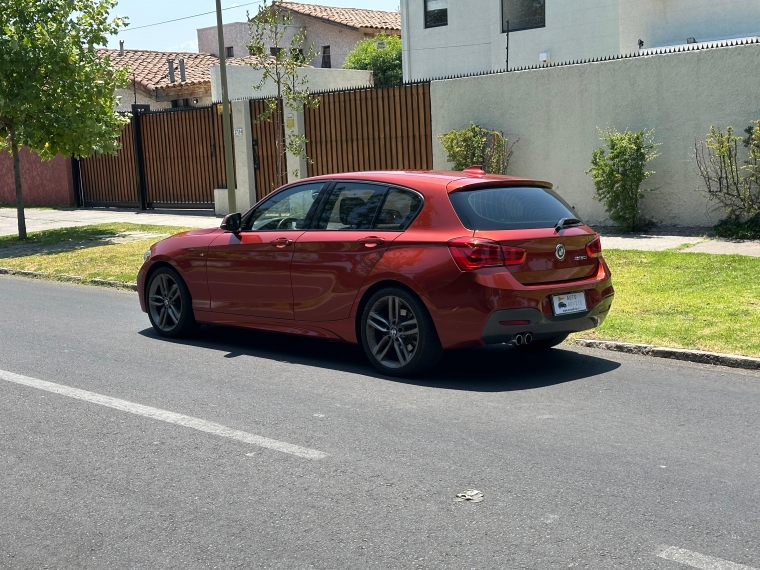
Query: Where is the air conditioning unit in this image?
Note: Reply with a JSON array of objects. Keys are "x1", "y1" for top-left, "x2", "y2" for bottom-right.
[{"x1": 539, "y1": 52, "x2": 551, "y2": 65}]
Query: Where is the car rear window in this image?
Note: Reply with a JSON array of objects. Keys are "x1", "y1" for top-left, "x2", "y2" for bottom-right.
[{"x1": 449, "y1": 186, "x2": 580, "y2": 230}]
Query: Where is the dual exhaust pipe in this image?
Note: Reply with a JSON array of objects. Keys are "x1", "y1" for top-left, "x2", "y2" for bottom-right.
[{"x1": 512, "y1": 332, "x2": 533, "y2": 346}]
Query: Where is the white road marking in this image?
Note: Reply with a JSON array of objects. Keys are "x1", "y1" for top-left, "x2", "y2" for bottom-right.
[
  {"x1": 0, "y1": 369, "x2": 327, "y2": 460},
  {"x1": 657, "y1": 546, "x2": 759, "y2": 570}
]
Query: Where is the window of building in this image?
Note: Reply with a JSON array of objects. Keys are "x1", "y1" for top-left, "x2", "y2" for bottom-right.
[
  {"x1": 502, "y1": 0, "x2": 545, "y2": 32},
  {"x1": 171, "y1": 98, "x2": 189, "y2": 108},
  {"x1": 424, "y1": 0, "x2": 447, "y2": 28},
  {"x1": 225, "y1": 46, "x2": 234, "y2": 58},
  {"x1": 270, "y1": 47, "x2": 282, "y2": 57},
  {"x1": 322, "y1": 46, "x2": 331, "y2": 68},
  {"x1": 291, "y1": 48, "x2": 304, "y2": 62}
]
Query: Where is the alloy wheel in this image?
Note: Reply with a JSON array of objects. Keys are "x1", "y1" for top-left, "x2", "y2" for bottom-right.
[
  {"x1": 365, "y1": 295, "x2": 420, "y2": 370},
  {"x1": 148, "y1": 272, "x2": 182, "y2": 333}
]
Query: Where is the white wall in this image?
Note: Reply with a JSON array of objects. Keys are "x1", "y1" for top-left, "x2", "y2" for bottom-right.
[
  {"x1": 402, "y1": 0, "x2": 760, "y2": 81},
  {"x1": 431, "y1": 42, "x2": 760, "y2": 227},
  {"x1": 210, "y1": 65, "x2": 373, "y2": 101},
  {"x1": 114, "y1": 89, "x2": 212, "y2": 113}
]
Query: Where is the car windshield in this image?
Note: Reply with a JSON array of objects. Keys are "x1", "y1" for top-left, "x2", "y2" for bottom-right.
[{"x1": 449, "y1": 186, "x2": 580, "y2": 230}]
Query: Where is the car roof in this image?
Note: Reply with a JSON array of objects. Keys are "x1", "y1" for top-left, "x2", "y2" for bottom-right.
[{"x1": 305, "y1": 169, "x2": 554, "y2": 192}]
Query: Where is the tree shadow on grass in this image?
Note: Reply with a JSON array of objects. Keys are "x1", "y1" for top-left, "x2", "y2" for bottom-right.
[{"x1": 139, "y1": 324, "x2": 622, "y2": 393}]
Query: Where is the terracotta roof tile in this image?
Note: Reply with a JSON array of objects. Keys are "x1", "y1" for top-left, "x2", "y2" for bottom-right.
[
  {"x1": 97, "y1": 48, "x2": 260, "y2": 92},
  {"x1": 277, "y1": 2, "x2": 400, "y2": 31}
]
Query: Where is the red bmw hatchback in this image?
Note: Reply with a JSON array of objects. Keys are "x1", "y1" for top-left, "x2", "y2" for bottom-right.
[{"x1": 138, "y1": 168, "x2": 614, "y2": 376}]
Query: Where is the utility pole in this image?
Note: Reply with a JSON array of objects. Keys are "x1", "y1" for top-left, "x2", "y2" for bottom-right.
[
  {"x1": 505, "y1": 19, "x2": 510, "y2": 71},
  {"x1": 215, "y1": 0, "x2": 236, "y2": 213}
]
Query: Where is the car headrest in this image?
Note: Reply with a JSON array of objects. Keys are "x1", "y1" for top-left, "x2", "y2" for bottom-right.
[{"x1": 339, "y1": 196, "x2": 369, "y2": 227}]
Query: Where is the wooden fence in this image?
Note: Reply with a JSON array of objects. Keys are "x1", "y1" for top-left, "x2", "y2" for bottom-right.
[
  {"x1": 79, "y1": 106, "x2": 228, "y2": 209},
  {"x1": 304, "y1": 83, "x2": 433, "y2": 177},
  {"x1": 250, "y1": 99, "x2": 285, "y2": 201}
]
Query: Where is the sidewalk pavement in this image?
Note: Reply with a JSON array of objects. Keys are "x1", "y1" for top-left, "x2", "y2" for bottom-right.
[
  {"x1": 2, "y1": 207, "x2": 759, "y2": 257},
  {"x1": 0, "y1": 207, "x2": 219, "y2": 237}
]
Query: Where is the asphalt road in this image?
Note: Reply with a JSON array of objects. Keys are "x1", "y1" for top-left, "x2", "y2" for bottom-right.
[{"x1": 1, "y1": 275, "x2": 758, "y2": 570}]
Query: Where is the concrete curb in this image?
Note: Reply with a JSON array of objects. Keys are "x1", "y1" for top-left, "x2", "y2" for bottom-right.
[
  {"x1": 574, "y1": 339, "x2": 760, "y2": 371},
  {"x1": 0, "y1": 267, "x2": 137, "y2": 291}
]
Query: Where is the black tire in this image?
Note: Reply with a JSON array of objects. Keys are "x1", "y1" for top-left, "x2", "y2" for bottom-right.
[
  {"x1": 146, "y1": 266, "x2": 197, "y2": 338},
  {"x1": 360, "y1": 287, "x2": 443, "y2": 377},
  {"x1": 515, "y1": 333, "x2": 569, "y2": 352}
]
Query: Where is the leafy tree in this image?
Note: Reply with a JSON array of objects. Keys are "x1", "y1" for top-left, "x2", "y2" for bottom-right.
[
  {"x1": 438, "y1": 123, "x2": 516, "y2": 174},
  {"x1": 247, "y1": 1, "x2": 319, "y2": 188},
  {"x1": 586, "y1": 128, "x2": 660, "y2": 232},
  {"x1": 343, "y1": 32, "x2": 402, "y2": 88},
  {"x1": 0, "y1": 0, "x2": 130, "y2": 239}
]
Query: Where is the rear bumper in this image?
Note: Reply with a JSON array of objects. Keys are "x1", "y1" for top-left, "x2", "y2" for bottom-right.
[{"x1": 480, "y1": 293, "x2": 614, "y2": 344}]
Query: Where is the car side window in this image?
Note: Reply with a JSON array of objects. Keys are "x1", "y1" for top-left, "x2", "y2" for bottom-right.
[
  {"x1": 246, "y1": 183, "x2": 324, "y2": 231},
  {"x1": 314, "y1": 182, "x2": 387, "y2": 230},
  {"x1": 374, "y1": 188, "x2": 424, "y2": 230}
]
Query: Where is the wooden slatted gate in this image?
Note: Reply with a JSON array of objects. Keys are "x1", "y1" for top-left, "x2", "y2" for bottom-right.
[
  {"x1": 79, "y1": 106, "x2": 228, "y2": 209},
  {"x1": 250, "y1": 98, "x2": 285, "y2": 201},
  {"x1": 303, "y1": 83, "x2": 433, "y2": 177}
]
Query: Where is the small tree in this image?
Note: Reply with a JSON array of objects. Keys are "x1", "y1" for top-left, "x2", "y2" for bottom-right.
[
  {"x1": 0, "y1": 0, "x2": 130, "y2": 239},
  {"x1": 343, "y1": 32, "x2": 402, "y2": 88},
  {"x1": 438, "y1": 123, "x2": 516, "y2": 174},
  {"x1": 247, "y1": 1, "x2": 319, "y2": 187},
  {"x1": 696, "y1": 123, "x2": 760, "y2": 221},
  {"x1": 586, "y1": 128, "x2": 660, "y2": 232}
]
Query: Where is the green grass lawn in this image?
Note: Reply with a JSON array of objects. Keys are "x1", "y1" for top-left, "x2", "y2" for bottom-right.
[
  {"x1": 2, "y1": 227, "x2": 759, "y2": 357},
  {"x1": 576, "y1": 250, "x2": 760, "y2": 357},
  {"x1": 0, "y1": 223, "x2": 192, "y2": 284}
]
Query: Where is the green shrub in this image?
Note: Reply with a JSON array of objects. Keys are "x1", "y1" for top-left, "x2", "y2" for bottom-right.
[
  {"x1": 696, "y1": 122, "x2": 760, "y2": 223},
  {"x1": 343, "y1": 33, "x2": 402, "y2": 88},
  {"x1": 586, "y1": 128, "x2": 660, "y2": 232},
  {"x1": 438, "y1": 123, "x2": 516, "y2": 174},
  {"x1": 713, "y1": 215, "x2": 760, "y2": 239}
]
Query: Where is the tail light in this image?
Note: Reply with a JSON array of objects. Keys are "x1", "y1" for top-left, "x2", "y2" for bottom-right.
[
  {"x1": 448, "y1": 237, "x2": 526, "y2": 271},
  {"x1": 586, "y1": 235, "x2": 602, "y2": 258}
]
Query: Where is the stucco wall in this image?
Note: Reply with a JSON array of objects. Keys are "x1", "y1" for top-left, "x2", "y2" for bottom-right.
[
  {"x1": 0, "y1": 149, "x2": 74, "y2": 207},
  {"x1": 210, "y1": 65, "x2": 373, "y2": 101},
  {"x1": 431, "y1": 42, "x2": 760, "y2": 227},
  {"x1": 402, "y1": 0, "x2": 760, "y2": 82},
  {"x1": 198, "y1": 16, "x2": 365, "y2": 69},
  {"x1": 620, "y1": 0, "x2": 760, "y2": 53},
  {"x1": 114, "y1": 89, "x2": 212, "y2": 113}
]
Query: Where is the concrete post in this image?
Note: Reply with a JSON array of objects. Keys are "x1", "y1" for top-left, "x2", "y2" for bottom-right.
[
  {"x1": 285, "y1": 110, "x2": 309, "y2": 183},
  {"x1": 232, "y1": 99, "x2": 258, "y2": 212}
]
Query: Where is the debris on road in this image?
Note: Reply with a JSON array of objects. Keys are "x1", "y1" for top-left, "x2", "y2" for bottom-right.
[{"x1": 455, "y1": 489, "x2": 484, "y2": 503}]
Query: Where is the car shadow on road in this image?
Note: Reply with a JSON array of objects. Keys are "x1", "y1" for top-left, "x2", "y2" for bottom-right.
[{"x1": 139, "y1": 325, "x2": 621, "y2": 393}]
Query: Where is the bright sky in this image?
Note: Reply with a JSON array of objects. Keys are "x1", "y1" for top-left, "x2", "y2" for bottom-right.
[{"x1": 108, "y1": 0, "x2": 400, "y2": 52}]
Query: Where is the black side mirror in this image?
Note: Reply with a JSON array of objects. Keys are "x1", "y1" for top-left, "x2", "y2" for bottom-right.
[{"x1": 221, "y1": 212, "x2": 242, "y2": 233}]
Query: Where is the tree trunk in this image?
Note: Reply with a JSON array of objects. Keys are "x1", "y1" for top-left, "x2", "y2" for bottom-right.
[{"x1": 9, "y1": 126, "x2": 27, "y2": 240}]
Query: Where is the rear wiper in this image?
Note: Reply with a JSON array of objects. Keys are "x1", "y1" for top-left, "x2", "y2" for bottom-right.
[{"x1": 554, "y1": 217, "x2": 583, "y2": 233}]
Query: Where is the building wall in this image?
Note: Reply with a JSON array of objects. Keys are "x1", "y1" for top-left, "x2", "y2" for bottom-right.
[
  {"x1": 619, "y1": 0, "x2": 760, "y2": 53},
  {"x1": 0, "y1": 149, "x2": 74, "y2": 207},
  {"x1": 430, "y1": 42, "x2": 760, "y2": 227},
  {"x1": 210, "y1": 65, "x2": 374, "y2": 101},
  {"x1": 114, "y1": 89, "x2": 212, "y2": 113},
  {"x1": 197, "y1": 16, "x2": 368, "y2": 69},
  {"x1": 402, "y1": 0, "x2": 760, "y2": 81}
]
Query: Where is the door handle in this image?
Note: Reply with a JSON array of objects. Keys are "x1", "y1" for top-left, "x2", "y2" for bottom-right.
[
  {"x1": 269, "y1": 237, "x2": 293, "y2": 248},
  {"x1": 357, "y1": 236, "x2": 386, "y2": 247}
]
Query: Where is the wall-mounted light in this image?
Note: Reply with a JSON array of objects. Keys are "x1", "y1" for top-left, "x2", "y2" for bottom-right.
[{"x1": 193, "y1": 98, "x2": 199, "y2": 104}]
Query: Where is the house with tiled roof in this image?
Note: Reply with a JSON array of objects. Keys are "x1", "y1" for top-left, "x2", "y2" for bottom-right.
[
  {"x1": 99, "y1": 47, "x2": 259, "y2": 112},
  {"x1": 197, "y1": 2, "x2": 401, "y2": 71}
]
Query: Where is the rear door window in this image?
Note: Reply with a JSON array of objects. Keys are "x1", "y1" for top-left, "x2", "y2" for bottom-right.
[
  {"x1": 375, "y1": 188, "x2": 424, "y2": 230},
  {"x1": 449, "y1": 186, "x2": 580, "y2": 230},
  {"x1": 314, "y1": 182, "x2": 387, "y2": 230}
]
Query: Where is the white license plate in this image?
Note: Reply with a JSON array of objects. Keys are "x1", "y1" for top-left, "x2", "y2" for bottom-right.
[{"x1": 552, "y1": 292, "x2": 587, "y2": 315}]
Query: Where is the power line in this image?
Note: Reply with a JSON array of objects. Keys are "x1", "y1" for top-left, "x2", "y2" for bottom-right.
[{"x1": 118, "y1": 0, "x2": 264, "y2": 32}]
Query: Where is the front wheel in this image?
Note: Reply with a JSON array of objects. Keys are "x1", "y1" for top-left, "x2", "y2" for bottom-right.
[
  {"x1": 360, "y1": 287, "x2": 442, "y2": 377},
  {"x1": 147, "y1": 267, "x2": 197, "y2": 338}
]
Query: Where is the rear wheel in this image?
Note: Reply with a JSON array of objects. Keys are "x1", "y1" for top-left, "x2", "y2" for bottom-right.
[
  {"x1": 360, "y1": 287, "x2": 442, "y2": 377},
  {"x1": 516, "y1": 333, "x2": 569, "y2": 352},
  {"x1": 147, "y1": 267, "x2": 197, "y2": 338}
]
